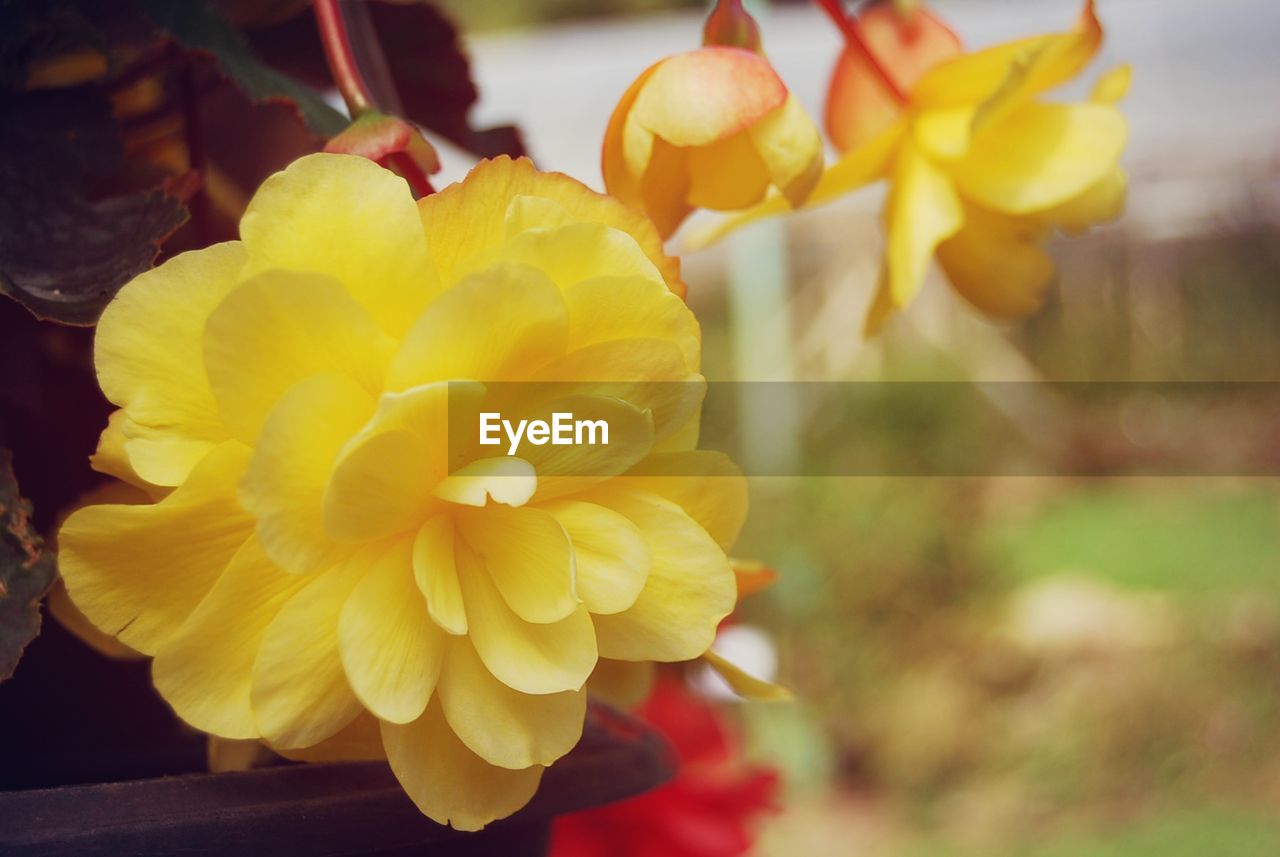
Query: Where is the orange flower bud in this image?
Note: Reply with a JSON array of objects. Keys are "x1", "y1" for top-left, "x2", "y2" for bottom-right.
[{"x1": 603, "y1": 46, "x2": 823, "y2": 239}]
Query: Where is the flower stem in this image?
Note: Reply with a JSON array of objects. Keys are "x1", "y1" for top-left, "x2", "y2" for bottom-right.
[
  {"x1": 813, "y1": 0, "x2": 909, "y2": 103},
  {"x1": 314, "y1": 0, "x2": 373, "y2": 117}
]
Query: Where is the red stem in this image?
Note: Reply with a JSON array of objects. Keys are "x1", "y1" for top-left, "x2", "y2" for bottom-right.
[
  {"x1": 386, "y1": 150, "x2": 436, "y2": 197},
  {"x1": 813, "y1": 0, "x2": 909, "y2": 103},
  {"x1": 314, "y1": 0, "x2": 373, "y2": 116}
]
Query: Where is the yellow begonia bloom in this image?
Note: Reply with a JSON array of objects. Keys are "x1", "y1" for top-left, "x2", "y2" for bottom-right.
[
  {"x1": 57, "y1": 153, "x2": 747, "y2": 830},
  {"x1": 603, "y1": 45, "x2": 824, "y2": 239},
  {"x1": 696, "y1": 1, "x2": 1130, "y2": 334}
]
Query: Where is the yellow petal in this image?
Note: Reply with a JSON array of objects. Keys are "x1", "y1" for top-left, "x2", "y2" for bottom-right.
[
  {"x1": 273, "y1": 712, "x2": 384, "y2": 762},
  {"x1": 603, "y1": 61, "x2": 661, "y2": 210},
  {"x1": 530, "y1": 339, "x2": 704, "y2": 444},
  {"x1": 338, "y1": 538, "x2": 444, "y2": 724},
  {"x1": 685, "y1": 121, "x2": 903, "y2": 251},
  {"x1": 587, "y1": 489, "x2": 735, "y2": 662},
  {"x1": 385, "y1": 264, "x2": 568, "y2": 391},
  {"x1": 1092, "y1": 63, "x2": 1132, "y2": 104},
  {"x1": 936, "y1": 203, "x2": 1054, "y2": 319},
  {"x1": 421, "y1": 155, "x2": 684, "y2": 300},
  {"x1": 639, "y1": 137, "x2": 694, "y2": 240},
  {"x1": 152, "y1": 535, "x2": 306, "y2": 738},
  {"x1": 251, "y1": 552, "x2": 368, "y2": 749},
  {"x1": 457, "y1": 506, "x2": 578, "y2": 625},
  {"x1": 89, "y1": 411, "x2": 164, "y2": 498},
  {"x1": 586, "y1": 658, "x2": 655, "y2": 709},
  {"x1": 95, "y1": 242, "x2": 245, "y2": 485},
  {"x1": 563, "y1": 274, "x2": 700, "y2": 369},
  {"x1": 203, "y1": 270, "x2": 394, "y2": 442},
  {"x1": 507, "y1": 395, "x2": 655, "y2": 502},
  {"x1": 456, "y1": 538, "x2": 597, "y2": 695},
  {"x1": 747, "y1": 94, "x2": 824, "y2": 207},
  {"x1": 413, "y1": 516, "x2": 467, "y2": 635},
  {"x1": 438, "y1": 638, "x2": 585, "y2": 769},
  {"x1": 884, "y1": 141, "x2": 964, "y2": 311},
  {"x1": 240, "y1": 153, "x2": 436, "y2": 336},
  {"x1": 913, "y1": 1, "x2": 1102, "y2": 109},
  {"x1": 1040, "y1": 167, "x2": 1127, "y2": 233},
  {"x1": 455, "y1": 222, "x2": 664, "y2": 296},
  {"x1": 434, "y1": 457, "x2": 538, "y2": 508},
  {"x1": 685, "y1": 129, "x2": 772, "y2": 211},
  {"x1": 633, "y1": 47, "x2": 787, "y2": 147},
  {"x1": 240, "y1": 374, "x2": 374, "y2": 573},
  {"x1": 619, "y1": 451, "x2": 748, "y2": 550},
  {"x1": 955, "y1": 102, "x2": 1127, "y2": 215},
  {"x1": 381, "y1": 700, "x2": 544, "y2": 832},
  {"x1": 543, "y1": 500, "x2": 649, "y2": 615},
  {"x1": 702, "y1": 649, "x2": 791, "y2": 701},
  {"x1": 58, "y1": 442, "x2": 253, "y2": 655}
]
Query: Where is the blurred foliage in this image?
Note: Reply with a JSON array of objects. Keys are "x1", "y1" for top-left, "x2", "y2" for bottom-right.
[{"x1": 437, "y1": 0, "x2": 701, "y2": 31}]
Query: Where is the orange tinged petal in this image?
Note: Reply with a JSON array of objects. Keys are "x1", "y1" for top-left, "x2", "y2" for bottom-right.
[{"x1": 825, "y1": 4, "x2": 962, "y2": 151}]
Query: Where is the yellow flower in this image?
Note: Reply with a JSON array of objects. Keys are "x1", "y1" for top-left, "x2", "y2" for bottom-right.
[
  {"x1": 57, "y1": 153, "x2": 748, "y2": 830},
  {"x1": 603, "y1": 44, "x2": 824, "y2": 239},
  {"x1": 697, "y1": 1, "x2": 1130, "y2": 334}
]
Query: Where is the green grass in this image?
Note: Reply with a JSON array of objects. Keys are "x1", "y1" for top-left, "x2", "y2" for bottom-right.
[
  {"x1": 985, "y1": 484, "x2": 1280, "y2": 594},
  {"x1": 907, "y1": 808, "x2": 1280, "y2": 857}
]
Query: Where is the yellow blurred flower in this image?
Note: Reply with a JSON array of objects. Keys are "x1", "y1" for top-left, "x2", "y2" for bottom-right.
[
  {"x1": 698, "y1": 1, "x2": 1130, "y2": 334},
  {"x1": 57, "y1": 153, "x2": 748, "y2": 830},
  {"x1": 603, "y1": 19, "x2": 824, "y2": 239}
]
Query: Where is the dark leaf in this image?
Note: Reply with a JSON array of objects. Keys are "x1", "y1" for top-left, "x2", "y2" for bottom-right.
[
  {"x1": 140, "y1": 0, "x2": 348, "y2": 137},
  {"x1": 0, "y1": 450, "x2": 58, "y2": 683},
  {"x1": 0, "y1": 86, "x2": 190, "y2": 325},
  {"x1": 249, "y1": 0, "x2": 525, "y2": 158}
]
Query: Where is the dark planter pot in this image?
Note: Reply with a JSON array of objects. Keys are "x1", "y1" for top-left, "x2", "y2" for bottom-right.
[{"x1": 0, "y1": 703, "x2": 675, "y2": 857}]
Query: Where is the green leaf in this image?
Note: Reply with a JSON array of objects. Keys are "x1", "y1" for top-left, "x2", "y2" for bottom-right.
[
  {"x1": 0, "y1": 86, "x2": 190, "y2": 325},
  {"x1": 141, "y1": 0, "x2": 348, "y2": 138},
  {"x1": 0, "y1": 449, "x2": 57, "y2": 683}
]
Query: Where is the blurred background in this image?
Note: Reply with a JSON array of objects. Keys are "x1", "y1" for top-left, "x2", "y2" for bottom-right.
[{"x1": 438, "y1": 0, "x2": 1280, "y2": 854}]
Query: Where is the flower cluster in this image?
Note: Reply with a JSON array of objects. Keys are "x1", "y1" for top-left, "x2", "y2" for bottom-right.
[{"x1": 58, "y1": 153, "x2": 747, "y2": 830}]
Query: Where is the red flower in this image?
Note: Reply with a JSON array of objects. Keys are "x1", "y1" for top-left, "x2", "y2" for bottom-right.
[{"x1": 552, "y1": 677, "x2": 780, "y2": 857}]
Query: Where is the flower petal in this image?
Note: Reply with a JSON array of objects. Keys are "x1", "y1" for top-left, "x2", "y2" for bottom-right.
[
  {"x1": 152, "y1": 535, "x2": 306, "y2": 739},
  {"x1": 685, "y1": 129, "x2": 772, "y2": 210},
  {"x1": 385, "y1": 263, "x2": 568, "y2": 391},
  {"x1": 338, "y1": 538, "x2": 444, "y2": 724},
  {"x1": 434, "y1": 457, "x2": 538, "y2": 508},
  {"x1": 95, "y1": 242, "x2": 245, "y2": 485},
  {"x1": 58, "y1": 441, "x2": 253, "y2": 655},
  {"x1": 381, "y1": 700, "x2": 544, "y2": 832},
  {"x1": 587, "y1": 488, "x2": 736, "y2": 662},
  {"x1": 563, "y1": 274, "x2": 700, "y2": 369},
  {"x1": 633, "y1": 47, "x2": 787, "y2": 147},
  {"x1": 239, "y1": 153, "x2": 436, "y2": 336},
  {"x1": 586, "y1": 658, "x2": 655, "y2": 709},
  {"x1": 240, "y1": 375, "x2": 375, "y2": 573},
  {"x1": 438, "y1": 637, "x2": 585, "y2": 769},
  {"x1": 274, "y1": 712, "x2": 384, "y2": 762},
  {"x1": 455, "y1": 223, "x2": 664, "y2": 296},
  {"x1": 457, "y1": 505, "x2": 578, "y2": 625},
  {"x1": 251, "y1": 551, "x2": 368, "y2": 749},
  {"x1": 955, "y1": 102, "x2": 1127, "y2": 215},
  {"x1": 456, "y1": 537, "x2": 597, "y2": 695},
  {"x1": 543, "y1": 500, "x2": 649, "y2": 616},
  {"x1": 619, "y1": 451, "x2": 749, "y2": 550},
  {"x1": 413, "y1": 516, "x2": 467, "y2": 635},
  {"x1": 882, "y1": 141, "x2": 964, "y2": 314},
  {"x1": 748, "y1": 95, "x2": 823, "y2": 207},
  {"x1": 936, "y1": 203, "x2": 1054, "y2": 318},
  {"x1": 421, "y1": 155, "x2": 683, "y2": 299},
  {"x1": 203, "y1": 270, "x2": 394, "y2": 443}
]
